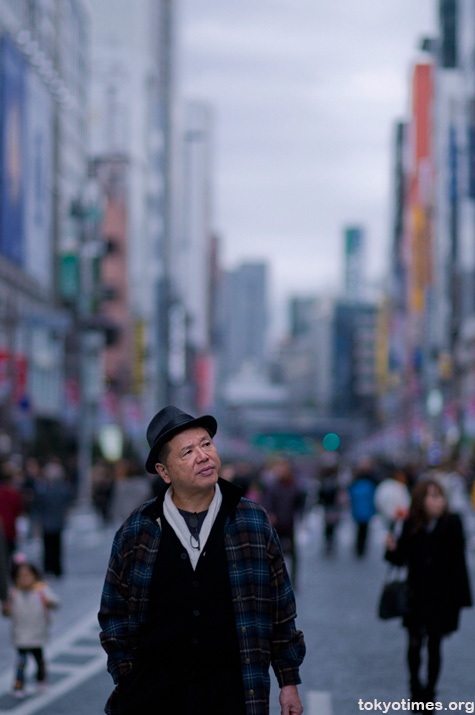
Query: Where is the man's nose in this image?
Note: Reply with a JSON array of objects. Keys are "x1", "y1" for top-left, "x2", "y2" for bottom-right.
[{"x1": 196, "y1": 446, "x2": 209, "y2": 460}]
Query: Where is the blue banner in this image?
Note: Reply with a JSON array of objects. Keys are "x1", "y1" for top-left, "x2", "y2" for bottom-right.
[
  {"x1": 0, "y1": 36, "x2": 26, "y2": 266},
  {"x1": 24, "y1": 68, "x2": 53, "y2": 287},
  {"x1": 468, "y1": 100, "x2": 475, "y2": 199}
]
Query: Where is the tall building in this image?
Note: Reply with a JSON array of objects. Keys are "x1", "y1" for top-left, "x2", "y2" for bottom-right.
[
  {"x1": 331, "y1": 302, "x2": 378, "y2": 421},
  {"x1": 344, "y1": 226, "x2": 365, "y2": 302},
  {"x1": 0, "y1": 0, "x2": 89, "y2": 451},
  {"x1": 220, "y1": 262, "x2": 268, "y2": 381},
  {"x1": 279, "y1": 296, "x2": 378, "y2": 433},
  {"x1": 168, "y1": 100, "x2": 216, "y2": 410},
  {"x1": 174, "y1": 101, "x2": 213, "y2": 353},
  {"x1": 281, "y1": 296, "x2": 332, "y2": 413},
  {"x1": 288, "y1": 296, "x2": 317, "y2": 339},
  {"x1": 86, "y1": 0, "x2": 179, "y2": 434}
]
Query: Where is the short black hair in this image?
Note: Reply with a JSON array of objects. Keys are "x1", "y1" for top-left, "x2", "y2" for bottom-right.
[
  {"x1": 11, "y1": 561, "x2": 42, "y2": 583},
  {"x1": 156, "y1": 441, "x2": 171, "y2": 467}
]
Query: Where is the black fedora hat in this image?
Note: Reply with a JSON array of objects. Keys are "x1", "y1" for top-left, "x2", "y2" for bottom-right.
[{"x1": 145, "y1": 405, "x2": 217, "y2": 473}]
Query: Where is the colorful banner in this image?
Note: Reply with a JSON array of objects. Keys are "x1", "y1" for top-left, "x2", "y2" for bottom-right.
[
  {"x1": 468, "y1": 99, "x2": 475, "y2": 199},
  {"x1": 195, "y1": 352, "x2": 214, "y2": 410},
  {"x1": 24, "y1": 67, "x2": 53, "y2": 287},
  {"x1": 0, "y1": 350, "x2": 28, "y2": 404},
  {"x1": 132, "y1": 319, "x2": 146, "y2": 395},
  {"x1": 0, "y1": 36, "x2": 27, "y2": 266}
]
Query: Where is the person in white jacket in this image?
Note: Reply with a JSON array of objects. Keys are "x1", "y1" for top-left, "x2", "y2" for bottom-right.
[{"x1": 3, "y1": 560, "x2": 60, "y2": 696}]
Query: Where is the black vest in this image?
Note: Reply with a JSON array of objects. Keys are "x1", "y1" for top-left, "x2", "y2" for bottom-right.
[{"x1": 140, "y1": 502, "x2": 240, "y2": 671}]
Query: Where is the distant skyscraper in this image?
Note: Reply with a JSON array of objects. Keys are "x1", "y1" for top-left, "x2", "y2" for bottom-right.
[
  {"x1": 288, "y1": 296, "x2": 316, "y2": 338},
  {"x1": 344, "y1": 226, "x2": 365, "y2": 301},
  {"x1": 439, "y1": 0, "x2": 458, "y2": 69},
  {"x1": 0, "y1": 0, "x2": 89, "y2": 440},
  {"x1": 87, "y1": 0, "x2": 178, "y2": 415},
  {"x1": 175, "y1": 100, "x2": 214, "y2": 353},
  {"x1": 221, "y1": 262, "x2": 268, "y2": 380}
]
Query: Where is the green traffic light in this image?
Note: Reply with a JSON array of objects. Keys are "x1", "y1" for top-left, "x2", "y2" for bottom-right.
[{"x1": 323, "y1": 432, "x2": 340, "y2": 451}]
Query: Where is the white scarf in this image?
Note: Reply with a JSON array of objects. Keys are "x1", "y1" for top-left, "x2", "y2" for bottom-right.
[{"x1": 162, "y1": 483, "x2": 223, "y2": 570}]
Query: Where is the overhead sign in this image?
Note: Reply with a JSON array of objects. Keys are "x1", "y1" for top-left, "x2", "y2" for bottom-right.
[{"x1": 251, "y1": 432, "x2": 315, "y2": 455}]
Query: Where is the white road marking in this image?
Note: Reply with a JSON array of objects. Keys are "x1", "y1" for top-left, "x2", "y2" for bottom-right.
[
  {"x1": 307, "y1": 690, "x2": 333, "y2": 715},
  {"x1": 0, "y1": 653, "x2": 106, "y2": 715},
  {"x1": 0, "y1": 608, "x2": 105, "y2": 714}
]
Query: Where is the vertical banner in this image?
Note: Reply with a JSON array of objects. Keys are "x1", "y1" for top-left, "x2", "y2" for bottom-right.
[
  {"x1": 195, "y1": 352, "x2": 214, "y2": 411},
  {"x1": 24, "y1": 68, "x2": 53, "y2": 287},
  {"x1": 132, "y1": 319, "x2": 146, "y2": 395},
  {"x1": 0, "y1": 37, "x2": 26, "y2": 266},
  {"x1": 448, "y1": 124, "x2": 458, "y2": 205},
  {"x1": 468, "y1": 99, "x2": 475, "y2": 200}
]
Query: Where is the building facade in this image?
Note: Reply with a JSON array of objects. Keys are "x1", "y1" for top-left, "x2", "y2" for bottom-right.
[{"x1": 0, "y1": 0, "x2": 89, "y2": 452}]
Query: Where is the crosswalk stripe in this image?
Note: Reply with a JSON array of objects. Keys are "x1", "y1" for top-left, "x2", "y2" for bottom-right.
[
  {"x1": 0, "y1": 608, "x2": 104, "y2": 714},
  {"x1": 307, "y1": 690, "x2": 333, "y2": 715}
]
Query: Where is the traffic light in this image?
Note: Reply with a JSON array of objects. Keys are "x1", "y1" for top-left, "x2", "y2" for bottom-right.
[{"x1": 322, "y1": 433, "x2": 340, "y2": 451}]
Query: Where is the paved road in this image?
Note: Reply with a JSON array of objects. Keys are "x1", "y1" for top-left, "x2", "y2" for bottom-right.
[{"x1": 1, "y1": 504, "x2": 474, "y2": 714}]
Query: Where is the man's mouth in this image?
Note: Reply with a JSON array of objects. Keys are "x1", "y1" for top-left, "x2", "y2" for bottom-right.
[{"x1": 199, "y1": 466, "x2": 215, "y2": 476}]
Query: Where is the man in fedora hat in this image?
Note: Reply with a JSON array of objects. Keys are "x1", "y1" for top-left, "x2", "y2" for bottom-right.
[{"x1": 99, "y1": 405, "x2": 305, "y2": 715}]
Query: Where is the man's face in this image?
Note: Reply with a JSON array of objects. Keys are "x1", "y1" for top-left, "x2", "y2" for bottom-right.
[{"x1": 156, "y1": 426, "x2": 221, "y2": 498}]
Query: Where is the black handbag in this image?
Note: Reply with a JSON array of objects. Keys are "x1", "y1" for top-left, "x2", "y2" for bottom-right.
[{"x1": 378, "y1": 568, "x2": 410, "y2": 620}]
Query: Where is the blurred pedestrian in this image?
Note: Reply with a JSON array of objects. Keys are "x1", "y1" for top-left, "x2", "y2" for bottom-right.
[
  {"x1": 3, "y1": 560, "x2": 60, "y2": 697},
  {"x1": 0, "y1": 523, "x2": 8, "y2": 607},
  {"x1": 110, "y1": 458, "x2": 152, "y2": 526},
  {"x1": 374, "y1": 465, "x2": 411, "y2": 533},
  {"x1": 34, "y1": 458, "x2": 74, "y2": 577},
  {"x1": 318, "y1": 462, "x2": 343, "y2": 556},
  {"x1": 262, "y1": 456, "x2": 306, "y2": 585},
  {"x1": 92, "y1": 460, "x2": 115, "y2": 527},
  {"x1": 429, "y1": 461, "x2": 471, "y2": 517},
  {"x1": 21, "y1": 457, "x2": 44, "y2": 537},
  {"x1": 385, "y1": 479, "x2": 472, "y2": 702},
  {"x1": 0, "y1": 463, "x2": 24, "y2": 564},
  {"x1": 348, "y1": 457, "x2": 377, "y2": 558},
  {"x1": 99, "y1": 405, "x2": 305, "y2": 715}
]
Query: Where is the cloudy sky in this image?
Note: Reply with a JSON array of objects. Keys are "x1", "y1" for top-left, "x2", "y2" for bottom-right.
[{"x1": 179, "y1": 0, "x2": 437, "y2": 332}]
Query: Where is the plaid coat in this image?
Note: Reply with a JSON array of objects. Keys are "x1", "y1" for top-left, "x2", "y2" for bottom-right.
[{"x1": 98, "y1": 478, "x2": 305, "y2": 715}]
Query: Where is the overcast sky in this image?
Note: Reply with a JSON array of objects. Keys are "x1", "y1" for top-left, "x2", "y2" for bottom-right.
[{"x1": 179, "y1": 0, "x2": 437, "y2": 333}]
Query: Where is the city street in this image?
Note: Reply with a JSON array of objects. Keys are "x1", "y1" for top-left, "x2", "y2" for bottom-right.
[{"x1": 0, "y1": 504, "x2": 474, "y2": 714}]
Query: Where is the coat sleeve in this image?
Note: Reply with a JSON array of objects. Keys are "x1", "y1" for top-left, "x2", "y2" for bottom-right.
[
  {"x1": 384, "y1": 519, "x2": 411, "y2": 567},
  {"x1": 98, "y1": 528, "x2": 134, "y2": 684},
  {"x1": 41, "y1": 584, "x2": 61, "y2": 609},
  {"x1": 448, "y1": 514, "x2": 473, "y2": 609},
  {"x1": 265, "y1": 522, "x2": 306, "y2": 687}
]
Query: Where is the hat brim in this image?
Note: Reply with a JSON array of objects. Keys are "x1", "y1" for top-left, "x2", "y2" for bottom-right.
[{"x1": 145, "y1": 415, "x2": 217, "y2": 473}]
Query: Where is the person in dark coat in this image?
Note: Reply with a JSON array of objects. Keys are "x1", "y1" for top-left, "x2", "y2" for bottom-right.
[
  {"x1": 0, "y1": 467, "x2": 24, "y2": 563},
  {"x1": 348, "y1": 457, "x2": 377, "y2": 557},
  {"x1": 318, "y1": 463, "x2": 343, "y2": 556},
  {"x1": 33, "y1": 459, "x2": 74, "y2": 577},
  {"x1": 261, "y1": 457, "x2": 306, "y2": 586},
  {"x1": 385, "y1": 478, "x2": 472, "y2": 702},
  {"x1": 99, "y1": 406, "x2": 305, "y2": 715}
]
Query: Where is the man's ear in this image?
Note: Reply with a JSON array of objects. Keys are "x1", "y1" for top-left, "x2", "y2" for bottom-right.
[{"x1": 155, "y1": 463, "x2": 170, "y2": 484}]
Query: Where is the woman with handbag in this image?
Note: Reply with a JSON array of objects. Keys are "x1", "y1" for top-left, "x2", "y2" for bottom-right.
[{"x1": 384, "y1": 478, "x2": 472, "y2": 702}]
